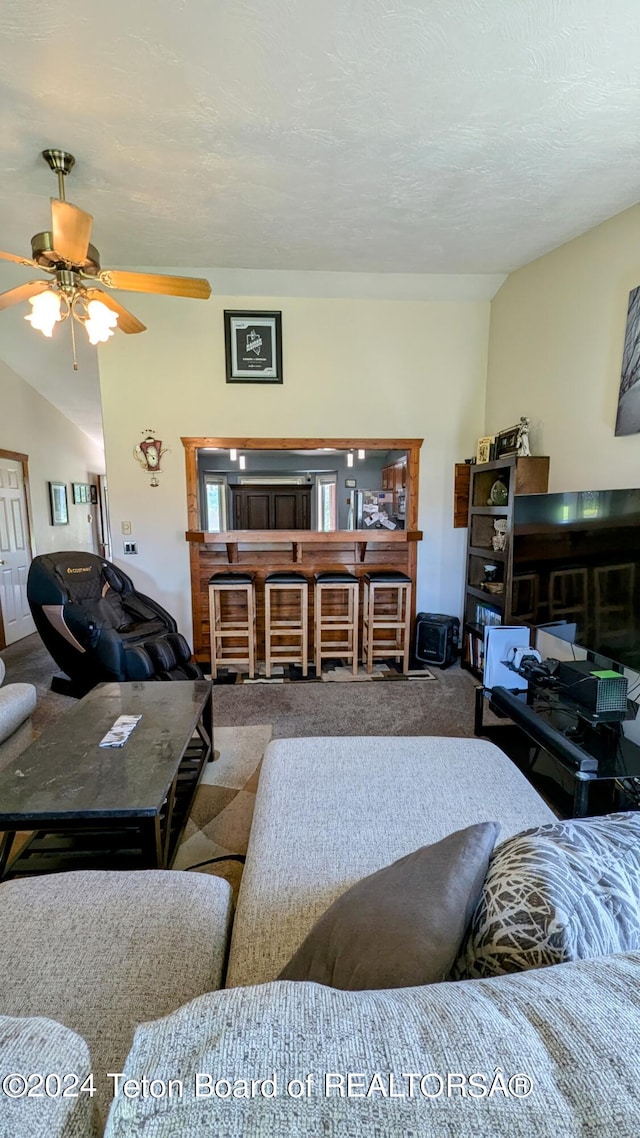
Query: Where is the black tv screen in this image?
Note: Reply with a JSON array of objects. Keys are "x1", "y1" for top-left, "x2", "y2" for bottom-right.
[{"x1": 512, "y1": 488, "x2": 640, "y2": 671}]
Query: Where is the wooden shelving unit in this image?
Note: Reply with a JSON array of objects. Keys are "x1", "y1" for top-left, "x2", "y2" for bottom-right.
[{"x1": 461, "y1": 455, "x2": 549, "y2": 679}]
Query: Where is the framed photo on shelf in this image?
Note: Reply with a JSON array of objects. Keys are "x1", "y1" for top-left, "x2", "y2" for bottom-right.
[
  {"x1": 494, "y1": 424, "x2": 520, "y2": 458},
  {"x1": 224, "y1": 310, "x2": 283, "y2": 384},
  {"x1": 476, "y1": 435, "x2": 494, "y2": 464},
  {"x1": 48, "y1": 481, "x2": 68, "y2": 526}
]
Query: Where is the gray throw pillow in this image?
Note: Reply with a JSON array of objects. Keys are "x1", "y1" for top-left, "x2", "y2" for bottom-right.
[
  {"x1": 278, "y1": 822, "x2": 499, "y2": 990},
  {"x1": 453, "y1": 811, "x2": 640, "y2": 981}
]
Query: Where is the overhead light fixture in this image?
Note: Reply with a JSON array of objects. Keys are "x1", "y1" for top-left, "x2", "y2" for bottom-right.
[
  {"x1": 358, "y1": 449, "x2": 365, "y2": 460},
  {"x1": 0, "y1": 148, "x2": 211, "y2": 370},
  {"x1": 25, "y1": 284, "x2": 119, "y2": 347},
  {"x1": 347, "y1": 452, "x2": 354, "y2": 468},
  {"x1": 229, "y1": 448, "x2": 238, "y2": 461},
  {"x1": 239, "y1": 454, "x2": 246, "y2": 470}
]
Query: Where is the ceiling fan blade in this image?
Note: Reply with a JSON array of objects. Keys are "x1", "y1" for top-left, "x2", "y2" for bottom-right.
[
  {"x1": 98, "y1": 269, "x2": 211, "y2": 299},
  {"x1": 51, "y1": 198, "x2": 93, "y2": 263},
  {"x1": 84, "y1": 288, "x2": 146, "y2": 334},
  {"x1": 0, "y1": 250, "x2": 37, "y2": 267},
  {"x1": 0, "y1": 279, "x2": 50, "y2": 311}
]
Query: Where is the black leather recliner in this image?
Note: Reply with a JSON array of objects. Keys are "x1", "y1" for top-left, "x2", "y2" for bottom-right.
[{"x1": 27, "y1": 551, "x2": 203, "y2": 695}]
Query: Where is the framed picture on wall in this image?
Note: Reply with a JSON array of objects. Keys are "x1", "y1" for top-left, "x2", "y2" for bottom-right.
[
  {"x1": 90, "y1": 484, "x2": 98, "y2": 505},
  {"x1": 48, "y1": 482, "x2": 69, "y2": 526},
  {"x1": 72, "y1": 482, "x2": 83, "y2": 504},
  {"x1": 224, "y1": 311, "x2": 283, "y2": 383}
]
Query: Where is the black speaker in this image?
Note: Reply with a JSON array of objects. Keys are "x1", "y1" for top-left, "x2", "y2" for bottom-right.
[{"x1": 414, "y1": 613, "x2": 460, "y2": 669}]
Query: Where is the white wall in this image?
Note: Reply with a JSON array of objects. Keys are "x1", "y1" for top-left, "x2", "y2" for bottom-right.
[
  {"x1": 485, "y1": 202, "x2": 640, "y2": 491},
  {"x1": 99, "y1": 285, "x2": 491, "y2": 637},
  {"x1": 1, "y1": 359, "x2": 105, "y2": 555}
]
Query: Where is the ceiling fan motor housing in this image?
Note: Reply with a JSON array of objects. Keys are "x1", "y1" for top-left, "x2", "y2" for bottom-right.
[{"x1": 30, "y1": 231, "x2": 101, "y2": 275}]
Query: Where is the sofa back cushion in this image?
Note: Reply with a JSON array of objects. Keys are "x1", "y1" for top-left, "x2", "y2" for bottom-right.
[
  {"x1": 0, "y1": 1015, "x2": 97, "y2": 1138},
  {"x1": 104, "y1": 952, "x2": 640, "y2": 1138},
  {"x1": 454, "y1": 812, "x2": 640, "y2": 980}
]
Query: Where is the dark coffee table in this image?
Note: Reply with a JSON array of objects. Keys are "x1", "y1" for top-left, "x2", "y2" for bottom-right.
[{"x1": 0, "y1": 680, "x2": 214, "y2": 880}]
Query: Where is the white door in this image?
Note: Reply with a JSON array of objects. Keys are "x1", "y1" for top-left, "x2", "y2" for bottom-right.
[{"x1": 0, "y1": 456, "x2": 36, "y2": 644}]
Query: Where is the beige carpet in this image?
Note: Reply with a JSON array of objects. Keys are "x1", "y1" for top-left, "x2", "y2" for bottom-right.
[{"x1": 174, "y1": 724, "x2": 272, "y2": 899}]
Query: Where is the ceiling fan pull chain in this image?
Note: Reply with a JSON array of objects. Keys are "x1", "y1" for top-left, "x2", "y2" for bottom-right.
[{"x1": 70, "y1": 309, "x2": 79, "y2": 371}]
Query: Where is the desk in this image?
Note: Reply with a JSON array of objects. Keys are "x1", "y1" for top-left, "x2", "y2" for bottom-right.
[{"x1": 475, "y1": 684, "x2": 640, "y2": 817}]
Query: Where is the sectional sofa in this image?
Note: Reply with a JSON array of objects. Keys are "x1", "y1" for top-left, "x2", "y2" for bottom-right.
[{"x1": 1, "y1": 734, "x2": 640, "y2": 1137}]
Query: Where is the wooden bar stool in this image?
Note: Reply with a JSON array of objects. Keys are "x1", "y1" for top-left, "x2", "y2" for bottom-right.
[
  {"x1": 314, "y1": 571, "x2": 359, "y2": 676},
  {"x1": 362, "y1": 570, "x2": 412, "y2": 674},
  {"x1": 264, "y1": 571, "x2": 309, "y2": 678},
  {"x1": 208, "y1": 572, "x2": 256, "y2": 679}
]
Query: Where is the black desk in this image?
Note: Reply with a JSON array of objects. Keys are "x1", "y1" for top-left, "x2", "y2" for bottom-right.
[{"x1": 475, "y1": 683, "x2": 640, "y2": 817}]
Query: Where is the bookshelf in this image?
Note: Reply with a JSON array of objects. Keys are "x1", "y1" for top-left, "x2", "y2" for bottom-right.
[{"x1": 461, "y1": 454, "x2": 549, "y2": 679}]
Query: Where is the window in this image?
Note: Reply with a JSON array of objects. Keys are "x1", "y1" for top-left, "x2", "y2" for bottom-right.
[
  {"x1": 316, "y1": 475, "x2": 337, "y2": 531},
  {"x1": 204, "y1": 475, "x2": 228, "y2": 532}
]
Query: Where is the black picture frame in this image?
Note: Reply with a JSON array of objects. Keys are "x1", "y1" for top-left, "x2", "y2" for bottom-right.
[
  {"x1": 345, "y1": 478, "x2": 357, "y2": 488},
  {"x1": 49, "y1": 481, "x2": 69, "y2": 526},
  {"x1": 224, "y1": 310, "x2": 283, "y2": 384},
  {"x1": 494, "y1": 425, "x2": 520, "y2": 458},
  {"x1": 72, "y1": 482, "x2": 83, "y2": 505},
  {"x1": 90, "y1": 484, "x2": 98, "y2": 505}
]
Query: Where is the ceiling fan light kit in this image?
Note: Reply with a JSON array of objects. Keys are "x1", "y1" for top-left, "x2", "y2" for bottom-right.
[{"x1": 0, "y1": 149, "x2": 212, "y2": 369}]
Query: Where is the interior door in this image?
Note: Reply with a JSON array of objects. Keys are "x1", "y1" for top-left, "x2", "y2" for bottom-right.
[{"x1": 0, "y1": 454, "x2": 36, "y2": 644}]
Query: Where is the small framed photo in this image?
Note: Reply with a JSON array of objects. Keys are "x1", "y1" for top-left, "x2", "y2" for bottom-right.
[
  {"x1": 80, "y1": 484, "x2": 88, "y2": 503},
  {"x1": 476, "y1": 436, "x2": 495, "y2": 465},
  {"x1": 90, "y1": 484, "x2": 98, "y2": 505},
  {"x1": 49, "y1": 481, "x2": 69, "y2": 526},
  {"x1": 224, "y1": 310, "x2": 283, "y2": 383},
  {"x1": 494, "y1": 425, "x2": 520, "y2": 459},
  {"x1": 345, "y1": 478, "x2": 357, "y2": 488},
  {"x1": 72, "y1": 482, "x2": 83, "y2": 504}
]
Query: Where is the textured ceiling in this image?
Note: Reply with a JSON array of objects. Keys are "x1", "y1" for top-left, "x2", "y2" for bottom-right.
[{"x1": 1, "y1": 0, "x2": 640, "y2": 440}]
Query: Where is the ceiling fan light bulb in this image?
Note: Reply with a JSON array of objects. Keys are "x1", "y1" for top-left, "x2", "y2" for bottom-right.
[
  {"x1": 84, "y1": 299, "x2": 119, "y2": 345},
  {"x1": 24, "y1": 290, "x2": 62, "y2": 337}
]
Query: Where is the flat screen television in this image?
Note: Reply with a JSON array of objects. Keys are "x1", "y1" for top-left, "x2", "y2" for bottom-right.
[{"x1": 512, "y1": 488, "x2": 640, "y2": 672}]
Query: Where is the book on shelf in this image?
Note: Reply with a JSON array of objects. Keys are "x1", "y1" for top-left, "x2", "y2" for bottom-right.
[{"x1": 474, "y1": 603, "x2": 502, "y2": 628}]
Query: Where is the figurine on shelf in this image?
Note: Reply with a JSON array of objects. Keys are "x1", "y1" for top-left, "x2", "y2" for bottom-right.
[
  {"x1": 516, "y1": 417, "x2": 531, "y2": 457},
  {"x1": 491, "y1": 518, "x2": 508, "y2": 552}
]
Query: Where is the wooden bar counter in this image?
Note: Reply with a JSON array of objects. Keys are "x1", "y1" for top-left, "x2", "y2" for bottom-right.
[
  {"x1": 182, "y1": 436, "x2": 424, "y2": 667},
  {"x1": 185, "y1": 528, "x2": 423, "y2": 665}
]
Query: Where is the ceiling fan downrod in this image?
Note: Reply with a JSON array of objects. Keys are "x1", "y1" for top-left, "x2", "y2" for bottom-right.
[{"x1": 42, "y1": 148, "x2": 76, "y2": 202}]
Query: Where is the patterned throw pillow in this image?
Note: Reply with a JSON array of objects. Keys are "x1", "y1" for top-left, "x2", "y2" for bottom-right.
[{"x1": 453, "y1": 812, "x2": 640, "y2": 980}]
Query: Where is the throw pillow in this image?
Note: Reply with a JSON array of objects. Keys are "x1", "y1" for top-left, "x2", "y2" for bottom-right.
[
  {"x1": 453, "y1": 811, "x2": 640, "y2": 980},
  {"x1": 278, "y1": 821, "x2": 499, "y2": 990}
]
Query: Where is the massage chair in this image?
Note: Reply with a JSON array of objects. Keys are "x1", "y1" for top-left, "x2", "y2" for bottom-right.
[{"x1": 27, "y1": 551, "x2": 203, "y2": 695}]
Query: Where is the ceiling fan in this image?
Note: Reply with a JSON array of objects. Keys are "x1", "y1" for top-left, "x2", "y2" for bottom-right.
[{"x1": 0, "y1": 149, "x2": 211, "y2": 368}]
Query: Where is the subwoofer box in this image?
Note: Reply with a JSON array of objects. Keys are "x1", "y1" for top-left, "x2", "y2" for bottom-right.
[{"x1": 414, "y1": 612, "x2": 460, "y2": 669}]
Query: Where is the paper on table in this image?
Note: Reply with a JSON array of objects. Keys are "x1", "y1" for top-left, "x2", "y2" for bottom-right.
[{"x1": 99, "y1": 714, "x2": 142, "y2": 748}]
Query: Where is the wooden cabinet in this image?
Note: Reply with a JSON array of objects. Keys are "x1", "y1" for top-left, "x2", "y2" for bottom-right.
[
  {"x1": 453, "y1": 463, "x2": 471, "y2": 527},
  {"x1": 381, "y1": 458, "x2": 407, "y2": 517},
  {"x1": 231, "y1": 484, "x2": 311, "y2": 530},
  {"x1": 461, "y1": 455, "x2": 549, "y2": 678}
]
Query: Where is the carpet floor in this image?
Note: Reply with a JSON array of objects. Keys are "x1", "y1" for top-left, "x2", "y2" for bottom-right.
[{"x1": 0, "y1": 634, "x2": 482, "y2": 897}]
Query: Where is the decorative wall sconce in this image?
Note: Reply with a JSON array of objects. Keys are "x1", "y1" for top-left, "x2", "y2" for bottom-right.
[{"x1": 133, "y1": 429, "x2": 168, "y2": 487}]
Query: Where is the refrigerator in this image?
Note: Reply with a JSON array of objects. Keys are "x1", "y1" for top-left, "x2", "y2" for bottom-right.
[{"x1": 353, "y1": 489, "x2": 397, "y2": 530}]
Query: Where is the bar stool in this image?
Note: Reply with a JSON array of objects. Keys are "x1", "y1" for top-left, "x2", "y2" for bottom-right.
[
  {"x1": 264, "y1": 571, "x2": 309, "y2": 678},
  {"x1": 208, "y1": 572, "x2": 256, "y2": 679},
  {"x1": 362, "y1": 570, "x2": 412, "y2": 674},
  {"x1": 314, "y1": 571, "x2": 359, "y2": 676}
]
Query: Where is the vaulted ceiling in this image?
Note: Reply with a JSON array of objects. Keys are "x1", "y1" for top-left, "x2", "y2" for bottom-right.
[{"x1": 2, "y1": 0, "x2": 640, "y2": 441}]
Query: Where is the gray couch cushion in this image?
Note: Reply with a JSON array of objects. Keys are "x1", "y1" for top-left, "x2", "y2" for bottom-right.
[
  {"x1": 279, "y1": 822, "x2": 499, "y2": 989},
  {"x1": 0, "y1": 870, "x2": 232, "y2": 1123},
  {"x1": 0, "y1": 1015, "x2": 97, "y2": 1138},
  {"x1": 455, "y1": 811, "x2": 640, "y2": 980},
  {"x1": 226, "y1": 736, "x2": 555, "y2": 987},
  {"x1": 104, "y1": 951, "x2": 640, "y2": 1137}
]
